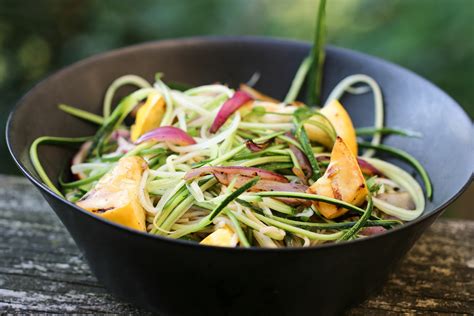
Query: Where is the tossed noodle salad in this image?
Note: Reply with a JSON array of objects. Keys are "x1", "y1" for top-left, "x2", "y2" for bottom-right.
[
  {"x1": 30, "y1": 71, "x2": 432, "y2": 248},
  {"x1": 29, "y1": 1, "x2": 431, "y2": 248}
]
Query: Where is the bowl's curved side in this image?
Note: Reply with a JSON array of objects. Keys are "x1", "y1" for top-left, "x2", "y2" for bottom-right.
[
  {"x1": 5, "y1": 36, "x2": 473, "y2": 315},
  {"x1": 39, "y1": 186, "x2": 440, "y2": 315}
]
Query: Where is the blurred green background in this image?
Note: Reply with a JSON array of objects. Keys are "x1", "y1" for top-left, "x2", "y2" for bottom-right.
[{"x1": 0, "y1": 0, "x2": 472, "y2": 217}]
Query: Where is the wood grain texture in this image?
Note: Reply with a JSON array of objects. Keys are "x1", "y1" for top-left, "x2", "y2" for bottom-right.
[{"x1": 0, "y1": 175, "x2": 472, "y2": 315}]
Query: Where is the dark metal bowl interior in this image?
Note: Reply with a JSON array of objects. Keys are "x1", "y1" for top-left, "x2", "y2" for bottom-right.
[{"x1": 6, "y1": 37, "x2": 472, "y2": 315}]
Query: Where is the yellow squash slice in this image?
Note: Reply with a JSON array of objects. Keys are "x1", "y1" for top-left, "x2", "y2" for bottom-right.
[
  {"x1": 200, "y1": 225, "x2": 237, "y2": 247},
  {"x1": 130, "y1": 92, "x2": 166, "y2": 142},
  {"x1": 305, "y1": 99, "x2": 358, "y2": 156},
  {"x1": 76, "y1": 156, "x2": 148, "y2": 231},
  {"x1": 307, "y1": 137, "x2": 368, "y2": 219}
]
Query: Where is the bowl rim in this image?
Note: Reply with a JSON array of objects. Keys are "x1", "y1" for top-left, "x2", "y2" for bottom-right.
[{"x1": 6, "y1": 35, "x2": 473, "y2": 253}]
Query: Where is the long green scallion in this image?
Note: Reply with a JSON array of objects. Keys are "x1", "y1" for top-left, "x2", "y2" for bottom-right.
[
  {"x1": 58, "y1": 104, "x2": 105, "y2": 125},
  {"x1": 338, "y1": 195, "x2": 373, "y2": 241},
  {"x1": 293, "y1": 117, "x2": 321, "y2": 180},
  {"x1": 306, "y1": 0, "x2": 326, "y2": 106}
]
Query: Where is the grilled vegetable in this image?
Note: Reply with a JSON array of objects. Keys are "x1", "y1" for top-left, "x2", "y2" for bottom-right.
[
  {"x1": 305, "y1": 100, "x2": 358, "y2": 155},
  {"x1": 131, "y1": 92, "x2": 166, "y2": 142},
  {"x1": 136, "y1": 126, "x2": 196, "y2": 146},
  {"x1": 307, "y1": 137, "x2": 368, "y2": 219},
  {"x1": 210, "y1": 90, "x2": 252, "y2": 133},
  {"x1": 240, "y1": 84, "x2": 279, "y2": 103},
  {"x1": 76, "y1": 156, "x2": 148, "y2": 231},
  {"x1": 200, "y1": 225, "x2": 237, "y2": 247}
]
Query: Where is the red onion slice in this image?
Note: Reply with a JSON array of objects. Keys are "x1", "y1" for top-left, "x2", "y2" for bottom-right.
[
  {"x1": 316, "y1": 155, "x2": 330, "y2": 162},
  {"x1": 209, "y1": 90, "x2": 252, "y2": 133},
  {"x1": 252, "y1": 180, "x2": 308, "y2": 193},
  {"x1": 360, "y1": 226, "x2": 386, "y2": 236},
  {"x1": 357, "y1": 158, "x2": 382, "y2": 176},
  {"x1": 136, "y1": 126, "x2": 196, "y2": 146},
  {"x1": 185, "y1": 166, "x2": 288, "y2": 183},
  {"x1": 254, "y1": 180, "x2": 311, "y2": 206},
  {"x1": 286, "y1": 132, "x2": 312, "y2": 182},
  {"x1": 245, "y1": 139, "x2": 271, "y2": 152},
  {"x1": 111, "y1": 129, "x2": 131, "y2": 141},
  {"x1": 185, "y1": 166, "x2": 311, "y2": 206}
]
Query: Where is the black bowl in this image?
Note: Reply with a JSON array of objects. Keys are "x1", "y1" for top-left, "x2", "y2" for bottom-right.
[{"x1": 6, "y1": 37, "x2": 472, "y2": 315}]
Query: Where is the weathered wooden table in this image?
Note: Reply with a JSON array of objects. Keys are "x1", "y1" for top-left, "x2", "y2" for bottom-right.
[{"x1": 0, "y1": 175, "x2": 472, "y2": 315}]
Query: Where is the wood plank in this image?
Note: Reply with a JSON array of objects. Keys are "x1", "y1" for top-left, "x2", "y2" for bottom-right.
[
  {"x1": 349, "y1": 218, "x2": 474, "y2": 315},
  {"x1": 0, "y1": 175, "x2": 472, "y2": 314}
]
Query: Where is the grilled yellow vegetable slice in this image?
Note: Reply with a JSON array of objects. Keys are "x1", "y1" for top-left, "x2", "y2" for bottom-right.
[
  {"x1": 76, "y1": 156, "x2": 148, "y2": 231},
  {"x1": 240, "y1": 84, "x2": 279, "y2": 103},
  {"x1": 305, "y1": 100, "x2": 358, "y2": 156},
  {"x1": 307, "y1": 137, "x2": 368, "y2": 219},
  {"x1": 200, "y1": 225, "x2": 237, "y2": 247},
  {"x1": 131, "y1": 92, "x2": 165, "y2": 142}
]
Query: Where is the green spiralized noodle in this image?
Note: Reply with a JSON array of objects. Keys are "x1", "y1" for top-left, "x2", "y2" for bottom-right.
[
  {"x1": 364, "y1": 157, "x2": 425, "y2": 221},
  {"x1": 254, "y1": 213, "x2": 343, "y2": 241},
  {"x1": 29, "y1": 136, "x2": 92, "y2": 196},
  {"x1": 185, "y1": 84, "x2": 233, "y2": 97},
  {"x1": 338, "y1": 194, "x2": 373, "y2": 241},
  {"x1": 138, "y1": 169, "x2": 157, "y2": 215},
  {"x1": 226, "y1": 210, "x2": 251, "y2": 248},
  {"x1": 103, "y1": 75, "x2": 151, "y2": 118},
  {"x1": 155, "y1": 79, "x2": 175, "y2": 126},
  {"x1": 359, "y1": 142, "x2": 432, "y2": 199},
  {"x1": 59, "y1": 104, "x2": 105, "y2": 125},
  {"x1": 229, "y1": 210, "x2": 285, "y2": 240}
]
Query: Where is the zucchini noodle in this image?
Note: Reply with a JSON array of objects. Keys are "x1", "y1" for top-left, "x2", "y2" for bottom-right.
[
  {"x1": 71, "y1": 162, "x2": 110, "y2": 174},
  {"x1": 185, "y1": 84, "x2": 234, "y2": 98},
  {"x1": 171, "y1": 91, "x2": 212, "y2": 117},
  {"x1": 365, "y1": 158, "x2": 425, "y2": 221},
  {"x1": 169, "y1": 113, "x2": 241, "y2": 153},
  {"x1": 103, "y1": 75, "x2": 151, "y2": 117},
  {"x1": 154, "y1": 180, "x2": 186, "y2": 217},
  {"x1": 30, "y1": 136, "x2": 92, "y2": 196},
  {"x1": 139, "y1": 169, "x2": 158, "y2": 215},
  {"x1": 154, "y1": 80, "x2": 175, "y2": 126}
]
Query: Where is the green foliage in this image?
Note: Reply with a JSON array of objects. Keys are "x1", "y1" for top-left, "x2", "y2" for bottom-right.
[{"x1": 0, "y1": 0, "x2": 472, "y2": 174}]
